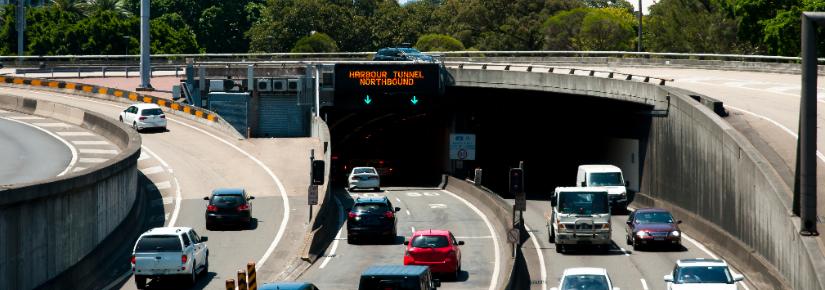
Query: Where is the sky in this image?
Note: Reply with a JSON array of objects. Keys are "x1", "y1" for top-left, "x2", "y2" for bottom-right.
[{"x1": 397, "y1": 0, "x2": 656, "y2": 14}]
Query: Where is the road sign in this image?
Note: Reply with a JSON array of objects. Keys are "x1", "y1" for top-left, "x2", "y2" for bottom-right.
[
  {"x1": 308, "y1": 185, "x2": 319, "y2": 205},
  {"x1": 515, "y1": 192, "x2": 527, "y2": 211},
  {"x1": 507, "y1": 228, "x2": 520, "y2": 243},
  {"x1": 449, "y1": 134, "x2": 476, "y2": 160}
]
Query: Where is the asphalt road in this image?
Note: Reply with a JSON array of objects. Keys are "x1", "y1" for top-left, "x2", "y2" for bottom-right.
[
  {"x1": 300, "y1": 188, "x2": 500, "y2": 290},
  {"x1": 0, "y1": 116, "x2": 71, "y2": 185}
]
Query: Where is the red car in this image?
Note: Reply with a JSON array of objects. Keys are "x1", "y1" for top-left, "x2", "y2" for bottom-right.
[
  {"x1": 403, "y1": 230, "x2": 464, "y2": 280},
  {"x1": 625, "y1": 208, "x2": 682, "y2": 250}
]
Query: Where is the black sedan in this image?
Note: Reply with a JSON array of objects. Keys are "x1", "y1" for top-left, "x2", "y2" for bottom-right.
[{"x1": 204, "y1": 188, "x2": 254, "y2": 230}]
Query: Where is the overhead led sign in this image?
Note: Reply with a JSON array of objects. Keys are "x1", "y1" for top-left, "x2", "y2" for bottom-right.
[{"x1": 334, "y1": 63, "x2": 441, "y2": 97}]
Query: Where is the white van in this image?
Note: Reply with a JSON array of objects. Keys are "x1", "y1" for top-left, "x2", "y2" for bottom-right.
[{"x1": 576, "y1": 165, "x2": 628, "y2": 208}]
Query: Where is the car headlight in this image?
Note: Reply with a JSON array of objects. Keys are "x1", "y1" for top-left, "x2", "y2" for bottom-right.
[
  {"x1": 600, "y1": 223, "x2": 610, "y2": 229},
  {"x1": 636, "y1": 231, "x2": 648, "y2": 237},
  {"x1": 670, "y1": 230, "x2": 681, "y2": 237}
]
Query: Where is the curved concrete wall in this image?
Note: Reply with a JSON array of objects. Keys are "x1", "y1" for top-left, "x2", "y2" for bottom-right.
[
  {"x1": 447, "y1": 67, "x2": 825, "y2": 289},
  {"x1": 0, "y1": 95, "x2": 141, "y2": 289}
]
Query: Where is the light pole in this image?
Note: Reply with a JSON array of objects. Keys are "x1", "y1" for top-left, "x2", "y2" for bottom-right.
[{"x1": 637, "y1": 0, "x2": 643, "y2": 52}]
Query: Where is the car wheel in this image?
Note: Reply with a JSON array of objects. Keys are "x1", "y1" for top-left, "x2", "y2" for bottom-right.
[
  {"x1": 632, "y1": 239, "x2": 641, "y2": 251},
  {"x1": 626, "y1": 234, "x2": 632, "y2": 245},
  {"x1": 202, "y1": 255, "x2": 209, "y2": 276},
  {"x1": 347, "y1": 236, "x2": 355, "y2": 244},
  {"x1": 134, "y1": 275, "x2": 146, "y2": 289},
  {"x1": 188, "y1": 261, "x2": 197, "y2": 286},
  {"x1": 548, "y1": 226, "x2": 556, "y2": 244},
  {"x1": 119, "y1": 116, "x2": 123, "y2": 123},
  {"x1": 205, "y1": 220, "x2": 213, "y2": 231},
  {"x1": 132, "y1": 122, "x2": 139, "y2": 132},
  {"x1": 556, "y1": 244, "x2": 563, "y2": 253}
]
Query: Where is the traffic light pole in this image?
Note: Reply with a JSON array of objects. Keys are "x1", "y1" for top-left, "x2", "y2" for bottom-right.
[{"x1": 796, "y1": 12, "x2": 823, "y2": 236}]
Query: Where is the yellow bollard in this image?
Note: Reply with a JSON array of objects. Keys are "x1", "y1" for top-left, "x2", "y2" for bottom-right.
[
  {"x1": 237, "y1": 270, "x2": 248, "y2": 290},
  {"x1": 225, "y1": 279, "x2": 235, "y2": 290},
  {"x1": 247, "y1": 262, "x2": 257, "y2": 290}
]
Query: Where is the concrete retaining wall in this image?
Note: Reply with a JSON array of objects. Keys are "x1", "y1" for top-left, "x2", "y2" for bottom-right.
[
  {"x1": 449, "y1": 68, "x2": 825, "y2": 289},
  {"x1": 0, "y1": 95, "x2": 141, "y2": 289}
]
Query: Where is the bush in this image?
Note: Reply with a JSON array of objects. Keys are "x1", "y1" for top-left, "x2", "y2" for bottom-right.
[
  {"x1": 414, "y1": 34, "x2": 465, "y2": 51},
  {"x1": 290, "y1": 32, "x2": 338, "y2": 53}
]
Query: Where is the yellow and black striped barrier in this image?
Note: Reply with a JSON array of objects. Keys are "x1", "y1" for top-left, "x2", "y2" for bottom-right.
[
  {"x1": 247, "y1": 262, "x2": 257, "y2": 290},
  {"x1": 237, "y1": 269, "x2": 248, "y2": 290},
  {"x1": 226, "y1": 279, "x2": 235, "y2": 290},
  {"x1": 1, "y1": 76, "x2": 219, "y2": 123}
]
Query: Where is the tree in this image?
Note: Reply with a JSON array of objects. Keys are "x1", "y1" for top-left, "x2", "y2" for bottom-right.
[
  {"x1": 50, "y1": 0, "x2": 84, "y2": 15},
  {"x1": 580, "y1": 8, "x2": 635, "y2": 50},
  {"x1": 291, "y1": 32, "x2": 338, "y2": 52},
  {"x1": 645, "y1": 0, "x2": 741, "y2": 53},
  {"x1": 543, "y1": 8, "x2": 590, "y2": 50},
  {"x1": 415, "y1": 33, "x2": 465, "y2": 51},
  {"x1": 150, "y1": 13, "x2": 200, "y2": 54},
  {"x1": 81, "y1": 0, "x2": 130, "y2": 16}
]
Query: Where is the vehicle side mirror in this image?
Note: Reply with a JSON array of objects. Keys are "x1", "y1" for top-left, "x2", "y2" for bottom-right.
[
  {"x1": 580, "y1": 181, "x2": 586, "y2": 186},
  {"x1": 395, "y1": 207, "x2": 401, "y2": 212},
  {"x1": 664, "y1": 274, "x2": 673, "y2": 282},
  {"x1": 248, "y1": 196, "x2": 255, "y2": 200},
  {"x1": 433, "y1": 279, "x2": 441, "y2": 287},
  {"x1": 458, "y1": 241, "x2": 465, "y2": 246},
  {"x1": 200, "y1": 236, "x2": 208, "y2": 242},
  {"x1": 732, "y1": 274, "x2": 744, "y2": 282},
  {"x1": 403, "y1": 240, "x2": 409, "y2": 245},
  {"x1": 203, "y1": 196, "x2": 209, "y2": 200},
  {"x1": 551, "y1": 195, "x2": 557, "y2": 207},
  {"x1": 677, "y1": 220, "x2": 682, "y2": 224}
]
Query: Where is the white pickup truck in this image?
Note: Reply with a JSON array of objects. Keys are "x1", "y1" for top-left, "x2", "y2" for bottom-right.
[
  {"x1": 131, "y1": 227, "x2": 209, "y2": 289},
  {"x1": 547, "y1": 187, "x2": 612, "y2": 253}
]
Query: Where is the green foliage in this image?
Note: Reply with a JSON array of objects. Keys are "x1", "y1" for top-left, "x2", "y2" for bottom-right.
[
  {"x1": 291, "y1": 32, "x2": 339, "y2": 52},
  {"x1": 645, "y1": 0, "x2": 740, "y2": 53},
  {"x1": 150, "y1": 13, "x2": 200, "y2": 54},
  {"x1": 415, "y1": 33, "x2": 465, "y2": 51},
  {"x1": 543, "y1": 7, "x2": 635, "y2": 51}
]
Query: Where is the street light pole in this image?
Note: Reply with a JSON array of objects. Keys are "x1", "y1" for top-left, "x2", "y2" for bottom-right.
[
  {"x1": 637, "y1": 0, "x2": 643, "y2": 52},
  {"x1": 138, "y1": 0, "x2": 153, "y2": 90}
]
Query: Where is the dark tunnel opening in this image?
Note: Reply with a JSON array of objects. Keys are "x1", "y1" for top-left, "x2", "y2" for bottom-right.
[{"x1": 324, "y1": 86, "x2": 653, "y2": 197}]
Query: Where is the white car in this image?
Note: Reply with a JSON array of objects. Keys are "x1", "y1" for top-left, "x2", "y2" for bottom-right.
[
  {"x1": 348, "y1": 167, "x2": 380, "y2": 191},
  {"x1": 664, "y1": 258, "x2": 744, "y2": 290},
  {"x1": 551, "y1": 267, "x2": 619, "y2": 290},
  {"x1": 120, "y1": 103, "x2": 167, "y2": 132},
  {"x1": 131, "y1": 227, "x2": 209, "y2": 289}
]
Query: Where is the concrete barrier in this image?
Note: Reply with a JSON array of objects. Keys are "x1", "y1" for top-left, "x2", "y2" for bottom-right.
[
  {"x1": 0, "y1": 76, "x2": 244, "y2": 139},
  {"x1": 0, "y1": 95, "x2": 141, "y2": 289}
]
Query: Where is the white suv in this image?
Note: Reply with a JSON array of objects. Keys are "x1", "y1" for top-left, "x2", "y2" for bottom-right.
[
  {"x1": 664, "y1": 258, "x2": 744, "y2": 289},
  {"x1": 551, "y1": 267, "x2": 619, "y2": 290},
  {"x1": 119, "y1": 103, "x2": 167, "y2": 132},
  {"x1": 131, "y1": 227, "x2": 209, "y2": 289}
]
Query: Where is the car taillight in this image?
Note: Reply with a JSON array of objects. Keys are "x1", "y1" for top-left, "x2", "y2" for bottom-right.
[
  {"x1": 207, "y1": 205, "x2": 218, "y2": 212},
  {"x1": 138, "y1": 116, "x2": 147, "y2": 120},
  {"x1": 160, "y1": 115, "x2": 166, "y2": 119},
  {"x1": 384, "y1": 211, "x2": 394, "y2": 218},
  {"x1": 130, "y1": 255, "x2": 136, "y2": 265},
  {"x1": 348, "y1": 211, "x2": 357, "y2": 219},
  {"x1": 181, "y1": 254, "x2": 187, "y2": 264},
  {"x1": 237, "y1": 204, "x2": 250, "y2": 212}
]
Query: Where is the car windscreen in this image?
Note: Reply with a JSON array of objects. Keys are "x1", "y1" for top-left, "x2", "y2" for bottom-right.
[
  {"x1": 411, "y1": 235, "x2": 449, "y2": 248},
  {"x1": 358, "y1": 277, "x2": 422, "y2": 290},
  {"x1": 674, "y1": 266, "x2": 732, "y2": 284},
  {"x1": 141, "y1": 108, "x2": 163, "y2": 116},
  {"x1": 588, "y1": 172, "x2": 623, "y2": 186},
  {"x1": 135, "y1": 235, "x2": 182, "y2": 252},
  {"x1": 211, "y1": 195, "x2": 244, "y2": 207},
  {"x1": 353, "y1": 203, "x2": 390, "y2": 213},
  {"x1": 559, "y1": 192, "x2": 609, "y2": 214},
  {"x1": 635, "y1": 212, "x2": 675, "y2": 224},
  {"x1": 354, "y1": 168, "x2": 377, "y2": 175},
  {"x1": 561, "y1": 274, "x2": 609, "y2": 290}
]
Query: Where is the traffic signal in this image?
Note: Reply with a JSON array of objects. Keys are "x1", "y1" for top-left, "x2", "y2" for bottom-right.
[
  {"x1": 312, "y1": 160, "x2": 325, "y2": 185},
  {"x1": 509, "y1": 168, "x2": 523, "y2": 194}
]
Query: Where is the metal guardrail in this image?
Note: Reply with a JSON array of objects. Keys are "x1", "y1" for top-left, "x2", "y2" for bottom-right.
[
  {"x1": 0, "y1": 51, "x2": 822, "y2": 64},
  {"x1": 443, "y1": 61, "x2": 674, "y2": 85}
]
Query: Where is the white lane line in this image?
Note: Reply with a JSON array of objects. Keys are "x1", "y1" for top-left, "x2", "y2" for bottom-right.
[
  {"x1": 139, "y1": 145, "x2": 181, "y2": 227},
  {"x1": 320, "y1": 194, "x2": 345, "y2": 269},
  {"x1": 683, "y1": 234, "x2": 750, "y2": 290},
  {"x1": 78, "y1": 157, "x2": 107, "y2": 163},
  {"x1": 619, "y1": 246, "x2": 631, "y2": 256},
  {"x1": 524, "y1": 224, "x2": 547, "y2": 290},
  {"x1": 8, "y1": 116, "x2": 44, "y2": 120},
  {"x1": 72, "y1": 140, "x2": 110, "y2": 145},
  {"x1": 138, "y1": 152, "x2": 150, "y2": 161},
  {"x1": 406, "y1": 209, "x2": 411, "y2": 216},
  {"x1": 167, "y1": 119, "x2": 290, "y2": 271},
  {"x1": 442, "y1": 190, "x2": 501, "y2": 290},
  {"x1": 641, "y1": 278, "x2": 649, "y2": 290},
  {"x1": 13, "y1": 91, "x2": 290, "y2": 271},
  {"x1": 78, "y1": 148, "x2": 118, "y2": 154},
  {"x1": 411, "y1": 226, "x2": 416, "y2": 234},
  {"x1": 72, "y1": 167, "x2": 85, "y2": 172},
  {"x1": 163, "y1": 197, "x2": 173, "y2": 205},
  {"x1": 57, "y1": 131, "x2": 94, "y2": 136},
  {"x1": 395, "y1": 197, "x2": 401, "y2": 202},
  {"x1": 726, "y1": 105, "x2": 825, "y2": 163},
  {"x1": 0, "y1": 116, "x2": 78, "y2": 177},
  {"x1": 32, "y1": 122, "x2": 69, "y2": 128},
  {"x1": 141, "y1": 165, "x2": 164, "y2": 175}
]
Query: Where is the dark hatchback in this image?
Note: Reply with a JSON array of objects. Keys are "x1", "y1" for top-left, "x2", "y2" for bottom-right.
[
  {"x1": 204, "y1": 188, "x2": 254, "y2": 230},
  {"x1": 347, "y1": 196, "x2": 400, "y2": 244},
  {"x1": 625, "y1": 208, "x2": 682, "y2": 250}
]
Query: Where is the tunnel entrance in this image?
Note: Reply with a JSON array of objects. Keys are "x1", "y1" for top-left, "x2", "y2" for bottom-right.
[{"x1": 324, "y1": 86, "x2": 653, "y2": 193}]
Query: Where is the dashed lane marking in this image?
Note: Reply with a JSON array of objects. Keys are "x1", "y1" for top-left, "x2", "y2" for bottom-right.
[
  {"x1": 406, "y1": 210, "x2": 411, "y2": 216},
  {"x1": 32, "y1": 122, "x2": 69, "y2": 128},
  {"x1": 72, "y1": 140, "x2": 110, "y2": 145},
  {"x1": 138, "y1": 152, "x2": 150, "y2": 161},
  {"x1": 57, "y1": 131, "x2": 94, "y2": 136},
  {"x1": 641, "y1": 278, "x2": 649, "y2": 290},
  {"x1": 78, "y1": 148, "x2": 118, "y2": 154},
  {"x1": 78, "y1": 158, "x2": 107, "y2": 163},
  {"x1": 72, "y1": 167, "x2": 86, "y2": 172},
  {"x1": 524, "y1": 224, "x2": 547, "y2": 290},
  {"x1": 8, "y1": 116, "x2": 44, "y2": 120},
  {"x1": 141, "y1": 166, "x2": 165, "y2": 175}
]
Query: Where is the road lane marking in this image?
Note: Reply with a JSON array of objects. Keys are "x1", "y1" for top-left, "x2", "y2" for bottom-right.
[
  {"x1": 442, "y1": 190, "x2": 500, "y2": 290},
  {"x1": 78, "y1": 157, "x2": 107, "y2": 163},
  {"x1": 683, "y1": 234, "x2": 750, "y2": 290},
  {"x1": 141, "y1": 165, "x2": 164, "y2": 175},
  {"x1": 56, "y1": 131, "x2": 94, "y2": 136},
  {"x1": 72, "y1": 167, "x2": 85, "y2": 172},
  {"x1": 726, "y1": 105, "x2": 825, "y2": 164},
  {"x1": 1, "y1": 116, "x2": 78, "y2": 177},
  {"x1": 138, "y1": 152, "x2": 150, "y2": 161},
  {"x1": 320, "y1": 195, "x2": 345, "y2": 269},
  {"x1": 524, "y1": 224, "x2": 547, "y2": 290},
  {"x1": 619, "y1": 246, "x2": 631, "y2": 256},
  {"x1": 78, "y1": 148, "x2": 118, "y2": 154},
  {"x1": 411, "y1": 226, "x2": 416, "y2": 234},
  {"x1": 395, "y1": 197, "x2": 401, "y2": 202},
  {"x1": 8, "y1": 116, "x2": 44, "y2": 120},
  {"x1": 33, "y1": 122, "x2": 69, "y2": 128},
  {"x1": 406, "y1": 209, "x2": 411, "y2": 216},
  {"x1": 72, "y1": 140, "x2": 110, "y2": 145},
  {"x1": 429, "y1": 203, "x2": 447, "y2": 209},
  {"x1": 139, "y1": 145, "x2": 181, "y2": 227},
  {"x1": 641, "y1": 278, "x2": 649, "y2": 290}
]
